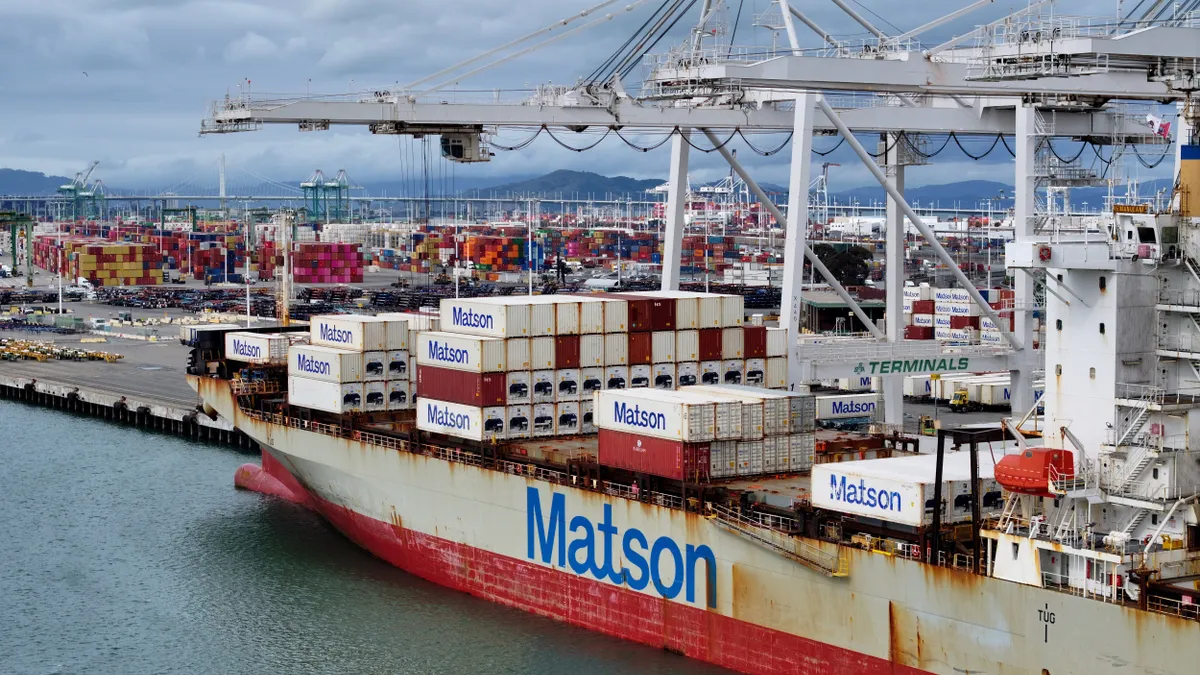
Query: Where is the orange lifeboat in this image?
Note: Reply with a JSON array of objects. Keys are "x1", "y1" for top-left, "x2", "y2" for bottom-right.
[{"x1": 994, "y1": 449, "x2": 1074, "y2": 498}]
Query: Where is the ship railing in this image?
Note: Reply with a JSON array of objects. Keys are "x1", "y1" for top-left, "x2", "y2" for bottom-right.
[
  {"x1": 1041, "y1": 571, "x2": 1122, "y2": 603},
  {"x1": 230, "y1": 380, "x2": 282, "y2": 396},
  {"x1": 1148, "y1": 595, "x2": 1200, "y2": 622},
  {"x1": 710, "y1": 505, "x2": 848, "y2": 577}
]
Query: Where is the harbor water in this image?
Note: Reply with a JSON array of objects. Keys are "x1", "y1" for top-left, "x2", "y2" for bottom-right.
[{"x1": 0, "y1": 401, "x2": 728, "y2": 675}]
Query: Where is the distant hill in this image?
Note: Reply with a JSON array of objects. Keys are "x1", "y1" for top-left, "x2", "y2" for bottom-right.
[
  {"x1": 832, "y1": 180, "x2": 1014, "y2": 208},
  {"x1": 464, "y1": 170, "x2": 664, "y2": 198},
  {"x1": 0, "y1": 169, "x2": 73, "y2": 196}
]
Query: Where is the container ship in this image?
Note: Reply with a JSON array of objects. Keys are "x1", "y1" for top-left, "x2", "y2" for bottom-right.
[{"x1": 189, "y1": 162, "x2": 1200, "y2": 672}]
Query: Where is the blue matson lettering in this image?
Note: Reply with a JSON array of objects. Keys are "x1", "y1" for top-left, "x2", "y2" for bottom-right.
[
  {"x1": 427, "y1": 340, "x2": 470, "y2": 364},
  {"x1": 295, "y1": 354, "x2": 331, "y2": 376},
  {"x1": 231, "y1": 339, "x2": 262, "y2": 359},
  {"x1": 613, "y1": 401, "x2": 667, "y2": 430},
  {"x1": 427, "y1": 403, "x2": 472, "y2": 430},
  {"x1": 526, "y1": 487, "x2": 716, "y2": 608},
  {"x1": 829, "y1": 474, "x2": 902, "y2": 512},
  {"x1": 831, "y1": 400, "x2": 876, "y2": 416},
  {"x1": 319, "y1": 323, "x2": 356, "y2": 345},
  {"x1": 452, "y1": 307, "x2": 495, "y2": 331}
]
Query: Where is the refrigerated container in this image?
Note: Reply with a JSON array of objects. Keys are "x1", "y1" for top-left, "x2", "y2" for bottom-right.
[
  {"x1": 554, "y1": 335, "x2": 580, "y2": 369},
  {"x1": 289, "y1": 344, "x2": 364, "y2": 384},
  {"x1": 763, "y1": 435, "x2": 788, "y2": 473},
  {"x1": 507, "y1": 405, "x2": 532, "y2": 439},
  {"x1": 288, "y1": 377, "x2": 364, "y2": 414},
  {"x1": 224, "y1": 332, "x2": 289, "y2": 365},
  {"x1": 722, "y1": 359, "x2": 744, "y2": 385},
  {"x1": 526, "y1": 298, "x2": 558, "y2": 337},
  {"x1": 700, "y1": 361, "x2": 722, "y2": 385},
  {"x1": 630, "y1": 364, "x2": 651, "y2": 388},
  {"x1": 417, "y1": 332, "x2": 507, "y2": 373},
  {"x1": 597, "y1": 428, "x2": 710, "y2": 482},
  {"x1": 744, "y1": 358, "x2": 766, "y2": 386},
  {"x1": 530, "y1": 336, "x2": 556, "y2": 370},
  {"x1": 556, "y1": 368, "x2": 582, "y2": 402},
  {"x1": 651, "y1": 331, "x2": 676, "y2": 363},
  {"x1": 532, "y1": 370, "x2": 556, "y2": 403},
  {"x1": 532, "y1": 403, "x2": 556, "y2": 437},
  {"x1": 386, "y1": 380, "x2": 410, "y2": 410},
  {"x1": 556, "y1": 401, "x2": 581, "y2": 435},
  {"x1": 364, "y1": 381, "x2": 388, "y2": 412},
  {"x1": 416, "y1": 397, "x2": 488, "y2": 441},
  {"x1": 579, "y1": 334, "x2": 604, "y2": 368},
  {"x1": 676, "y1": 330, "x2": 700, "y2": 362},
  {"x1": 722, "y1": 327, "x2": 745, "y2": 359},
  {"x1": 594, "y1": 388, "x2": 716, "y2": 442},
  {"x1": 736, "y1": 441, "x2": 764, "y2": 476},
  {"x1": 652, "y1": 363, "x2": 675, "y2": 390},
  {"x1": 506, "y1": 371, "x2": 532, "y2": 404},
  {"x1": 604, "y1": 366, "x2": 629, "y2": 390},
  {"x1": 604, "y1": 333, "x2": 629, "y2": 366},
  {"x1": 310, "y1": 315, "x2": 388, "y2": 351},
  {"x1": 677, "y1": 362, "x2": 699, "y2": 387},
  {"x1": 417, "y1": 365, "x2": 507, "y2": 407},
  {"x1": 386, "y1": 350, "x2": 409, "y2": 379},
  {"x1": 439, "y1": 297, "x2": 531, "y2": 338},
  {"x1": 580, "y1": 367, "x2": 603, "y2": 395},
  {"x1": 362, "y1": 351, "x2": 387, "y2": 381},
  {"x1": 506, "y1": 338, "x2": 531, "y2": 372},
  {"x1": 580, "y1": 399, "x2": 597, "y2": 434}
]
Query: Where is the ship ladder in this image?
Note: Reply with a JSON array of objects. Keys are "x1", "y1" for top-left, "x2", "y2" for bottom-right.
[{"x1": 709, "y1": 506, "x2": 849, "y2": 578}]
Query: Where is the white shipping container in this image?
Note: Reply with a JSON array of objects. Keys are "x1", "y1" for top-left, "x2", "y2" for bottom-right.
[
  {"x1": 676, "y1": 330, "x2": 700, "y2": 362},
  {"x1": 601, "y1": 298, "x2": 629, "y2": 333},
  {"x1": 722, "y1": 327, "x2": 744, "y2": 359},
  {"x1": 594, "y1": 388, "x2": 716, "y2": 442},
  {"x1": 765, "y1": 327, "x2": 788, "y2": 358},
  {"x1": 556, "y1": 401, "x2": 581, "y2": 435},
  {"x1": 903, "y1": 286, "x2": 931, "y2": 301},
  {"x1": 690, "y1": 384, "x2": 796, "y2": 437},
  {"x1": 744, "y1": 358, "x2": 766, "y2": 387},
  {"x1": 506, "y1": 338, "x2": 532, "y2": 371},
  {"x1": 555, "y1": 301, "x2": 581, "y2": 335},
  {"x1": 948, "y1": 302, "x2": 981, "y2": 317},
  {"x1": 386, "y1": 380, "x2": 411, "y2": 410},
  {"x1": 934, "y1": 315, "x2": 953, "y2": 328},
  {"x1": 289, "y1": 344, "x2": 364, "y2": 384},
  {"x1": 652, "y1": 331, "x2": 676, "y2": 363},
  {"x1": 980, "y1": 330, "x2": 1004, "y2": 345},
  {"x1": 763, "y1": 435, "x2": 788, "y2": 473},
  {"x1": 789, "y1": 433, "x2": 816, "y2": 471},
  {"x1": 765, "y1": 357, "x2": 787, "y2": 389},
  {"x1": 377, "y1": 311, "x2": 437, "y2": 332},
  {"x1": 310, "y1": 315, "x2": 388, "y2": 351},
  {"x1": 288, "y1": 377, "x2": 364, "y2": 414},
  {"x1": 630, "y1": 364, "x2": 651, "y2": 388},
  {"x1": 817, "y1": 393, "x2": 880, "y2": 420},
  {"x1": 722, "y1": 359, "x2": 745, "y2": 385},
  {"x1": 530, "y1": 336, "x2": 556, "y2": 370},
  {"x1": 677, "y1": 362, "x2": 699, "y2": 387},
  {"x1": 416, "y1": 397, "x2": 487, "y2": 441},
  {"x1": 980, "y1": 382, "x2": 1011, "y2": 406},
  {"x1": 902, "y1": 299, "x2": 914, "y2": 313},
  {"x1": 506, "y1": 371, "x2": 532, "y2": 404},
  {"x1": 225, "y1": 332, "x2": 289, "y2": 365},
  {"x1": 578, "y1": 299, "x2": 605, "y2": 334},
  {"x1": 579, "y1": 334, "x2": 604, "y2": 367},
  {"x1": 556, "y1": 369, "x2": 582, "y2": 402},
  {"x1": 737, "y1": 441, "x2": 764, "y2": 476},
  {"x1": 364, "y1": 381, "x2": 388, "y2": 411},
  {"x1": 933, "y1": 288, "x2": 955, "y2": 302},
  {"x1": 604, "y1": 366, "x2": 629, "y2": 390},
  {"x1": 417, "y1": 332, "x2": 507, "y2": 373},
  {"x1": 721, "y1": 294, "x2": 745, "y2": 327},
  {"x1": 949, "y1": 328, "x2": 979, "y2": 343},
  {"x1": 532, "y1": 370, "x2": 556, "y2": 403},
  {"x1": 696, "y1": 295, "x2": 722, "y2": 328},
  {"x1": 652, "y1": 362, "x2": 676, "y2": 389},
  {"x1": 382, "y1": 318, "x2": 409, "y2": 350},
  {"x1": 507, "y1": 405, "x2": 532, "y2": 439},
  {"x1": 904, "y1": 375, "x2": 932, "y2": 398},
  {"x1": 604, "y1": 334, "x2": 629, "y2": 366},
  {"x1": 528, "y1": 299, "x2": 557, "y2": 337},
  {"x1": 439, "y1": 298, "x2": 530, "y2": 338},
  {"x1": 710, "y1": 441, "x2": 738, "y2": 478},
  {"x1": 386, "y1": 350, "x2": 409, "y2": 380},
  {"x1": 934, "y1": 302, "x2": 956, "y2": 315},
  {"x1": 934, "y1": 327, "x2": 953, "y2": 341},
  {"x1": 580, "y1": 399, "x2": 596, "y2": 434},
  {"x1": 701, "y1": 361, "x2": 722, "y2": 386},
  {"x1": 532, "y1": 403, "x2": 556, "y2": 437},
  {"x1": 362, "y1": 351, "x2": 388, "y2": 381},
  {"x1": 580, "y1": 368, "x2": 604, "y2": 396},
  {"x1": 950, "y1": 288, "x2": 970, "y2": 302},
  {"x1": 483, "y1": 406, "x2": 508, "y2": 441},
  {"x1": 911, "y1": 314, "x2": 934, "y2": 327}
]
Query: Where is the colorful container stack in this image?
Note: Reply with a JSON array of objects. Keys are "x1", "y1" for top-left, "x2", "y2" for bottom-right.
[
  {"x1": 287, "y1": 314, "x2": 412, "y2": 415},
  {"x1": 291, "y1": 242, "x2": 365, "y2": 284},
  {"x1": 65, "y1": 241, "x2": 164, "y2": 286},
  {"x1": 901, "y1": 284, "x2": 1022, "y2": 344}
]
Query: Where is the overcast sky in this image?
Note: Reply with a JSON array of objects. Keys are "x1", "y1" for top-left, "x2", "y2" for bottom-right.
[{"x1": 0, "y1": 0, "x2": 1167, "y2": 194}]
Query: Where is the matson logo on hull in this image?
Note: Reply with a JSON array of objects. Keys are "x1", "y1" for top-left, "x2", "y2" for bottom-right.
[{"x1": 526, "y1": 487, "x2": 716, "y2": 608}]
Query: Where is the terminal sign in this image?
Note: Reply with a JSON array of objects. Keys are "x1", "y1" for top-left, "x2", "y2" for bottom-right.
[{"x1": 854, "y1": 357, "x2": 971, "y2": 376}]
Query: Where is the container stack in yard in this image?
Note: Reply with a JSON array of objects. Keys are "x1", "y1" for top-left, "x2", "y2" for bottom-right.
[
  {"x1": 286, "y1": 315, "x2": 412, "y2": 415},
  {"x1": 291, "y1": 242, "x2": 365, "y2": 284},
  {"x1": 901, "y1": 283, "x2": 1042, "y2": 347},
  {"x1": 34, "y1": 239, "x2": 165, "y2": 287}
]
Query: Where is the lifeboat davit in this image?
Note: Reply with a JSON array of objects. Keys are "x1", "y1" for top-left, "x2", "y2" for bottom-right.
[{"x1": 994, "y1": 448, "x2": 1074, "y2": 498}]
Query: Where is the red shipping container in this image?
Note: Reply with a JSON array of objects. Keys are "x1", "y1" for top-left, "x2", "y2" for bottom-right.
[
  {"x1": 644, "y1": 298, "x2": 676, "y2": 331},
  {"x1": 698, "y1": 328, "x2": 722, "y2": 361},
  {"x1": 597, "y1": 428, "x2": 710, "y2": 482},
  {"x1": 904, "y1": 326, "x2": 934, "y2": 340},
  {"x1": 628, "y1": 331, "x2": 653, "y2": 365},
  {"x1": 912, "y1": 300, "x2": 935, "y2": 314},
  {"x1": 605, "y1": 293, "x2": 655, "y2": 332},
  {"x1": 416, "y1": 365, "x2": 505, "y2": 407},
  {"x1": 554, "y1": 335, "x2": 580, "y2": 369},
  {"x1": 950, "y1": 316, "x2": 979, "y2": 330},
  {"x1": 743, "y1": 326, "x2": 767, "y2": 359}
]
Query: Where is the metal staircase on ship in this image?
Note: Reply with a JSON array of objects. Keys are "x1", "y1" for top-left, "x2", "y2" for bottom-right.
[{"x1": 709, "y1": 506, "x2": 849, "y2": 578}]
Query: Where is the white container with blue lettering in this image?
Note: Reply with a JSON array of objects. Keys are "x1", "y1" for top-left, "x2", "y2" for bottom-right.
[
  {"x1": 594, "y1": 388, "x2": 720, "y2": 443},
  {"x1": 289, "y1": 344, "x2": 364, "y2": 383},
  {"x1": 310, "y1": 315, "x2": 388, "y2": 351},
  {"x1": 416, "y1": 397, "x2": 487, "y2": 442},
  {"x1": 224, "y1": 332, "x2": 289, "y2": 365},
  {"x1": 439, "y1": 298, "x2": 530, "y2": 338},
  {"x1": 416, "y1": 331, "x2": 506, "y2": 373}
]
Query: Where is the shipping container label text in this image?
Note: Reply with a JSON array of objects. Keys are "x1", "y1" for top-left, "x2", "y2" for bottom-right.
[
  {"x1": 427, "y1": 403, "x2": 472, "y2": 430},
  {"x1": 854, "y1": 357, "x2": 970, "y2": 375},
  {"x1": 828, "y1": 474, "x2": 903, "y2": 513},
  {"x1": 612, "y1": 401, "x2": 667, "y2": 430},
  {"x1": 426, "y1": 339, "x2": 470, "y2": 365},
  {"x1": 831, "y1": 400, "x2": 876, "y2": 416},
  {"x1": 231, "y1": 339, "x2": 262, "y2": 360},
  {"x1": 318, "y1": 323, "x2": 356, "y2": 345},
  {"x1": 295, "y1": 354, "x2": 332, "y2": 376},
  {"x1": 451, "y1": 307, "x2": 495, "y2": 330},
  {"x1": 526, "y1": 487, "x2": 716, "y2": 608}
]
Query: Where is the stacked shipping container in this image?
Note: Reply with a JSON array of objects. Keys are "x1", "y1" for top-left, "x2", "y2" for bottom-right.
[{"x1": 286, "y1": 314, "x2": 412, "y2": 414}]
